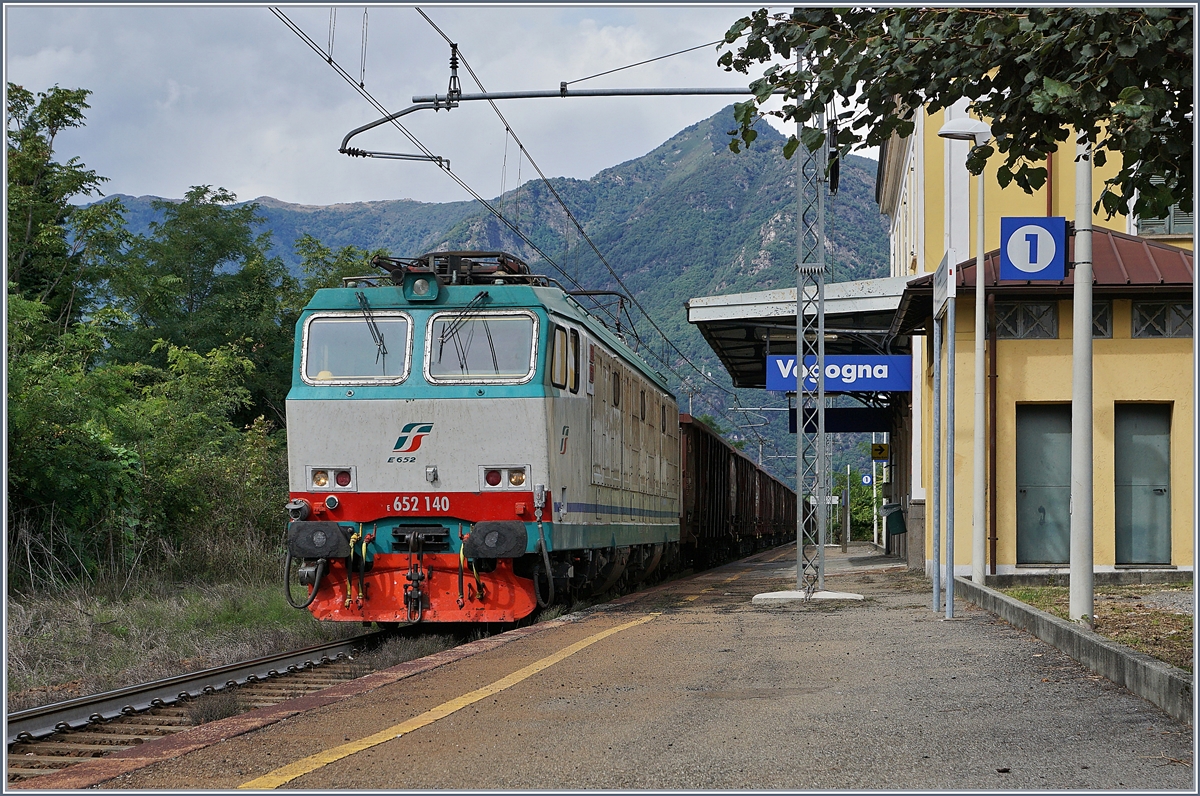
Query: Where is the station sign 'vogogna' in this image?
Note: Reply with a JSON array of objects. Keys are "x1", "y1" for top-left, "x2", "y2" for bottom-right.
[{"x1": 767, "y1": 355, "x2": 913, "y2": 393}]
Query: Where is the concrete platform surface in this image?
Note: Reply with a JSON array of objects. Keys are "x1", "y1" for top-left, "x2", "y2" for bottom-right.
[{"x1": 24, "y1": 544, "x2": 1194, "y2": 791}]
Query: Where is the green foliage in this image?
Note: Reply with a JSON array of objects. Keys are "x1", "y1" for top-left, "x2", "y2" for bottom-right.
[
  {"x1": 833, "y1": 466, "x2": 884, "y2": 542},
  {"x1": 719, "y1": 8, "x2": 1193, "y2": 219},
  {"x1": 6, "y1": 83, "x2": 127, "y2": 328},
  {"x1": 7, "y1": 289, "x2": 287, "y2": 589},
  {"x1": 292, "y1": 233, "x2": 385, "y2": 295},
  {"x1": 102, "y1": 186, "x2": 298, "y2": 426}
]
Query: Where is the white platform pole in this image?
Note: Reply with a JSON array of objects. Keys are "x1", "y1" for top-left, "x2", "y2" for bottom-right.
[{"x1": 1069, "y1": 139, "x2": 1095, "y2": 626}]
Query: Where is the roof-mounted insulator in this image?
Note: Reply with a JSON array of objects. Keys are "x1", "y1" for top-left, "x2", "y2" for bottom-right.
[{"x1": 447, "y1": 44, "x2": 461, "y2": 103}]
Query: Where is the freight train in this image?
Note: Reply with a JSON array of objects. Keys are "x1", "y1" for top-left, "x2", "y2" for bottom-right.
[{"x1": 283, "y1": 251, "x2": 795, "y2": 624}]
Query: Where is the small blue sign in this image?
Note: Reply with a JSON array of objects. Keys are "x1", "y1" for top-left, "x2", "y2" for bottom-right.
[
  {"x1": 1000, "y1": 216, "x2": 1067, "y2": 281},
  {"x1": 767, "y1": 355, "x2": 912, "y2": 393},
  {"x1": 861, "y1": 474, "x2": 873, "y2": 486}
]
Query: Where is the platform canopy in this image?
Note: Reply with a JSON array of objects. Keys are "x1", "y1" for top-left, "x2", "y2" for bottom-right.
[{"x1": 686, "y1": 275, "x2": 921, "y2": 389}]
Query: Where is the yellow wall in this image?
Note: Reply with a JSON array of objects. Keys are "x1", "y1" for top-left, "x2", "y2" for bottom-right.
[{"x1": 921, "y1": 297, "x2": 1194, "y2": 570}]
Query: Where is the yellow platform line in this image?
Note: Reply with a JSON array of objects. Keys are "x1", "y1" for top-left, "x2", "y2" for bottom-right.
[
  {"x1": 767, "y1": 547, "x2": 794, "y2": 563},
  {"x1": 239, "y1": 613, "x2": 659, "y2": 790}
]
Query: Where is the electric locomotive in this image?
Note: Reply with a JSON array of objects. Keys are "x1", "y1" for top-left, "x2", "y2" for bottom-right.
[{"x1": 283, "y1": 252, "x2": 681, "y2": 624}]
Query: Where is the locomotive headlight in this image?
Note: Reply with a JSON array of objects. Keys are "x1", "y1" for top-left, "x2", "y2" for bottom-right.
[
  {"x1": 507, "y1": 468, "x2": 526, "y2": 487},
  {"x1": 412, "y1": 278, "x2": 430, "y2": 296},
  {"x1": 485, "y1": 469, "x2": 502, "y2": 487},
  {"x1": 312, "y1": 470, "x2": 329, "y2": 488}
]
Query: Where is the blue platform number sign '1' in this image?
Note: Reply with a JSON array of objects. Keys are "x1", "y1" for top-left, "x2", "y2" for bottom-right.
[
  {"x1": 999, "y1": 216, "x2": 1067, "y2": 281},
  {"x1": 766, "y1": 355, "x2": 912, "y2": 393}
]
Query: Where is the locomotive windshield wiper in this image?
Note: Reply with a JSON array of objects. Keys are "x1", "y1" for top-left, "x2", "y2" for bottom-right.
[
  {"x1": 356, "y1": 291, "x2": 388, "y2": 368},
  {"x1": 437, "y1": 291, "x2": 491, "y2": 373}
]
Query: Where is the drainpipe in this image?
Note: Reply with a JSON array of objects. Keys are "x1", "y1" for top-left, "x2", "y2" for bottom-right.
[
  {"x1": 1046, "y1": 151, "x2": 1054, "y2": 217},
  {"x1": 988, "y1": 292, "x2": 998, "y2": 575}
]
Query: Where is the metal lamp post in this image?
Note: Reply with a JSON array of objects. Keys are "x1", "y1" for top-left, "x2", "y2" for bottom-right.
[{"x1": 937, "y1": 117, "x2": 992, "y2": 589}]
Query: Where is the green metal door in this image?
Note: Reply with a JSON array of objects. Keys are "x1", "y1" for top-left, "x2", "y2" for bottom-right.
[
  {"x1": 1016, "y1": 405, "x2": 1071, "y2": 564},
  {"x1": 1114, "y1": 404, "x2": 1171, "y2": 565}
]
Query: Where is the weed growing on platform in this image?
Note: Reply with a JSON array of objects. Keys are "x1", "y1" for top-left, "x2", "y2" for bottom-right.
[
  {"x1": 186, "y1": 688, "x2": 247, "y2": 725},
  {"x1": 1000, "y1": 583, "x2": 1193, "y2": 672},
  {"x1": 344, "y1": 634, "x2": 455, "y2": 678}
]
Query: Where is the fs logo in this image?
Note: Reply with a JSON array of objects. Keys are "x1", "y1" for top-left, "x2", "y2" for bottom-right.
[{"x1": 393, "y1": 423, "x2": 434, "y2": 453}]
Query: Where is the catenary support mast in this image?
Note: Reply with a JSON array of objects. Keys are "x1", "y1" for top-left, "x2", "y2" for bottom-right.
[{"x1": 796, "y1": 52, "x2": 828, "y2": 593}]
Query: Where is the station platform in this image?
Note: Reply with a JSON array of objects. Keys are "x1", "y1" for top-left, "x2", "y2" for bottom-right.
[{"x1": 24, "y1": 543, "x2": 1193, "y2": 790}]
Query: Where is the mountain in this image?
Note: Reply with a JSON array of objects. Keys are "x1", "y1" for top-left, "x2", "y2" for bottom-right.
[{"x1": 103, "y1": 106, "x2": 888, "y2": 481}]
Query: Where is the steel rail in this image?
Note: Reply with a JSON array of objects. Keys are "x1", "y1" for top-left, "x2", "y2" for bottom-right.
[{"x1": 6, "y1": 633, "x2": 378, "y2": 746}]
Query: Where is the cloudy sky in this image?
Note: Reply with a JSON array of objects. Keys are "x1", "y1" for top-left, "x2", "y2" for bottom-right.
[{"x1": 4, "y1": 3, "x2": 869, "y2": 207}]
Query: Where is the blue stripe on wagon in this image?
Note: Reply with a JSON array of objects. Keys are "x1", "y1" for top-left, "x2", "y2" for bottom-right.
[{"x1": 556, "y1": 502, "x2": 679, "y2": 520}]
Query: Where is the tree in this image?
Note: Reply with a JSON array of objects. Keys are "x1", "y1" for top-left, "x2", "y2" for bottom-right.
[
  {"x1": 6, "y1": 83, "x2": 127, "y2": 329},
  {"x1": 719, "y1": 8, "x2": 1193, "y2": 219},
  {"x1": 291, "y1": 233, "x2": 382, "y2": 296},
  {"x1": 104, "y1": 186, "x2": 297, "y2": 425}
]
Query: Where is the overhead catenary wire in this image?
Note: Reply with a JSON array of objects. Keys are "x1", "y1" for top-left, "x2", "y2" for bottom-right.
[
  {"x1": 326, "y1": 7, "x2": 336, "y2": 62},
  {"x1": 564, "y1": 38, "x2": 725, "y2": 86},
  {"x1": 358, "y1": 8, "x2": 368, "y2": 88}
]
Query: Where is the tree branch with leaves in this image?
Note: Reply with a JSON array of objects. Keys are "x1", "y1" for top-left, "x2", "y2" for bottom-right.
[{"x1": 719, "y1": 7, "x2": 1193, "y2": 219}]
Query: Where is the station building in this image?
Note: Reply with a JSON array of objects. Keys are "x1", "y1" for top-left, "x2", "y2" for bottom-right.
[
  {"x1": 687, "y1": 101, "x2": 1193, "y2": 582},
  {"x1": 877, "y1": 102, "x2": 1194, "y2": 579}
]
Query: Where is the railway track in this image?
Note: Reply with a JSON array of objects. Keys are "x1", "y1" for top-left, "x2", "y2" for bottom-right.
[{"x1": 6, "y1": 633, "x2": 379, "y2": 783}]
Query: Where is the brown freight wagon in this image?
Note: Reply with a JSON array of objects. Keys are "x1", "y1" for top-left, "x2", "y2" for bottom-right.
[{"x1": 679, "y1": 414, "x2": 797, "y2": 569}]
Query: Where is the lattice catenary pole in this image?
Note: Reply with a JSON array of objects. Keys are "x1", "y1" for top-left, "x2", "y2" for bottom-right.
[{"x1": 796, "y1": 51, "x2": 829, "y2": 594}]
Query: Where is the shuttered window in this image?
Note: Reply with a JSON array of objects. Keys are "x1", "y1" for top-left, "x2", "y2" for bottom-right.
[{"x1": 1137, "y1": 177, "x2": 1193, "y2": 235}]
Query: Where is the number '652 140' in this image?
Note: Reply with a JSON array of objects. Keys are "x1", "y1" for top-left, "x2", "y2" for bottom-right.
[{"x1": 393, "y1": 495, "x2": 450, "y2": 512}]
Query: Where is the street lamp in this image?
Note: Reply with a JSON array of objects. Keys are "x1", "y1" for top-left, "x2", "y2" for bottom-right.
[{"x1": 938, "y1": 116, "x2": 992, "y2": 587}]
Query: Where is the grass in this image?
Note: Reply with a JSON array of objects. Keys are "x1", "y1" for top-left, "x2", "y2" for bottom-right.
[
  {"x1": 185, "y1": 688, "x2": 248, "y2": 725},
  {"x1": 5, "y1": 580, "x2": 360, "y2": 712},
  {"x1": 342, "y1": 634, "x2": 457, "y2": 679},
  {"x1": 1000, "y1": 583, "x2": 1194, "y2": 673}
]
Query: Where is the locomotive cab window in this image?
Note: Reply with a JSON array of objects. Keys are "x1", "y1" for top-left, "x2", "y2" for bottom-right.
[
  {"x1": 550, "y1": 325, "x2": 569, "y2": 389},
  {"x1": 302, "y1": 311, "x2": 412, "y2": 385},
  {"x1": 569, "y1": 329, "x2": 580, "y2": 393},
  {"x1": 425, "y1": 310, "x2": 538, "y2": 383}
]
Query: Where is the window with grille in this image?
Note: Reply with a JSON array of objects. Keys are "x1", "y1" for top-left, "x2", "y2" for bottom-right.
[
  {"x1": 995, "y1": 301, "x2": 1058, "y2": 339},
  {"x1": 1092, "y1": 301, "x2": 1112, "y2": 339},
  {"x1": 1132, "y1": 301, "x2": 1193, "y2": 338}
]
